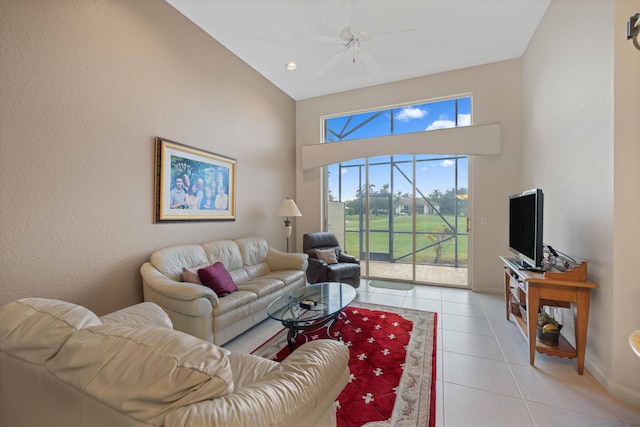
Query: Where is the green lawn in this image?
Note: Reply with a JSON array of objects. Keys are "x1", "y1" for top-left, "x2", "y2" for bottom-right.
[{"x1": 343, "y1": 214, "x2": 468, "y2": 265}]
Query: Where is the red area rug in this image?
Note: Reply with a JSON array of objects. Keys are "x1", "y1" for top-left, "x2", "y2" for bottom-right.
[{"x1": 251, "y1": 302, "x2": 437, "y2": 427}]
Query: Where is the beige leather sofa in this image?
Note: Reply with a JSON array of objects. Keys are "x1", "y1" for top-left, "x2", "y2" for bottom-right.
[
  {"x1": 0, "y1": 298, "x2": 350, "y2": 427},
  {"x1": 141, "y1": 236, "x2": 308, "y2": 345}
]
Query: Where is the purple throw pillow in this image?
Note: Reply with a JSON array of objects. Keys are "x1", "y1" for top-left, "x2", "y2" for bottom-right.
[{"x1": 198, "y1": 262, "x2": 238, "y2": 297}]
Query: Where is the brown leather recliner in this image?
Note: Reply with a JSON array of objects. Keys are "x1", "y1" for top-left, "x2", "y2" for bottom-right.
[{"x1": 303, "y1": 232, "x2": 360, "y2": 288}]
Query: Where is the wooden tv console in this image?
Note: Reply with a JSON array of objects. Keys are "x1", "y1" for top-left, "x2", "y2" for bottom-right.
[{"x1": 500, "y1": 256, "x2": 598, "y2": 374}]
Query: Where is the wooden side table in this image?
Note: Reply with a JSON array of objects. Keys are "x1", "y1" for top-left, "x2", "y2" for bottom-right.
[{"x1": 501, "y1": 257, "x2": 598, "y2": 374}]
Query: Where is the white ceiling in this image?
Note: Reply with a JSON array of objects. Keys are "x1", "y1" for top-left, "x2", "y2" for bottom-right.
[{"x1": 166, "y1": 0, "x2": 550, "y2": 101}]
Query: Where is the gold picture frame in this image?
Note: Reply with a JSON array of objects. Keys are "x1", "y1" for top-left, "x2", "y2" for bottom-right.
[{"x1": 155, "y1": 137, "x2": 236, "y2": 222}]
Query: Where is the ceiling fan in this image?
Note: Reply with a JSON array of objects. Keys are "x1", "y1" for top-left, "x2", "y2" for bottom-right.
[{"x1": 293, "y1": 25, "x2": 416, "y2": 76}]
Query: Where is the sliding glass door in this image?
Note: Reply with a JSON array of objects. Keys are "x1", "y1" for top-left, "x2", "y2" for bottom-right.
[{"x1": 327, "y1": 155, "x2": 468, "y2": 287}]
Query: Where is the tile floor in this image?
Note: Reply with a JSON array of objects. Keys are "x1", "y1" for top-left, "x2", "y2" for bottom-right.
[{"x1": 223, "y1": 281, "x2": 640, "y2": 427}]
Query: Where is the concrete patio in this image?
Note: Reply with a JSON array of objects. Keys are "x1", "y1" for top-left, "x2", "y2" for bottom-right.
[{"x1": 365, "y1": 260, "x2": 468, "y2": 288}]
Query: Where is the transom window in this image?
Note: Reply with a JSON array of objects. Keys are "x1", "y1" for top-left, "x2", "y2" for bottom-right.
[{"x1": 324, "y1": 96, "x2": 471, "y2": 143}]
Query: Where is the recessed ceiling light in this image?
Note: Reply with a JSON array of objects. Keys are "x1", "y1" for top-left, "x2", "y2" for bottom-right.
[{"x1": 286, "y1": 62, "x2": 297, "y2": 71}]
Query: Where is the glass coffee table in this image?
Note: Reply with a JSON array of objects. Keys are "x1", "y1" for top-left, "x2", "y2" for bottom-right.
[{"x1": 267, "y1": 282, "x2": 357, "y2": 351}]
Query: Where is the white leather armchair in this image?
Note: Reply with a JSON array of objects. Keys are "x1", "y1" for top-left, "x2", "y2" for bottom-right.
[{"x1": 0, "y1": 298, "x2": 349, "y2": 427}]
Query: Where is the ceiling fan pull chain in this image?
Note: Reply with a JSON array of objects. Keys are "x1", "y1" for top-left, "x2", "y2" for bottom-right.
[{"x1": 351, "y1": 38, "x2": 359, "y2": 64}]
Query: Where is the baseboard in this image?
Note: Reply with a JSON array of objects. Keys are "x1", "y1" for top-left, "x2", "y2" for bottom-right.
[
  {"x1": 471, "y1": 286, "x2": 503, "y2": 295},
  {"x1": 586, "y1": 357, "x2": 640, "y2": 407}
]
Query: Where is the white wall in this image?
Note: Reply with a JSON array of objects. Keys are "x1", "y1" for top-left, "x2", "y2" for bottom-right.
[
  {"x1": 296, "y1": 59, "x2": 523, "y2": 292},
  {"x1": 0, "y1": 0, "x2": 296, "y2": 314},
  {"x1": 522, "y1": 0, "x2": 639, "y2": 405},
  {"x1": 612, "y1": 0, "x2": 640, "y2": 407}
]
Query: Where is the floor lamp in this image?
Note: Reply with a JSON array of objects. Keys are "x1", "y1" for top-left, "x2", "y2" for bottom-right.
[{"x1": 276, "y1": 198, "x2": 302, "y2": 252}]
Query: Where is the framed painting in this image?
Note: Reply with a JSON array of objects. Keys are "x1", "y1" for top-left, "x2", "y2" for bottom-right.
[{"x1": 155, "y1": 137, "x2": 236, "y2": 222}]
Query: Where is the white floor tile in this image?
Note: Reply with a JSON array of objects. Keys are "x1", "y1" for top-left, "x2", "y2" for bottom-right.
[
  {"x1": 435, "y1": 380, "x2": 444, "y2": 427},
  {"x1": 602, "y1": 394, "x2": 640, "y2": 426},
  {"x1": 523, "y1": 350, "x2": 584, "y2": 373},
  {"x1": 496, "y1": 335, "x2": 531, "y2": 365},
  {"x1": 365, "y1": 292, "x2": 405, "y2": 307},
  {"x1": 480, "y1": 300, "x2": 508, "y2": 319},
  {"x1": 442, "y1": 351, "x2": 521, "y2": 397},
  {"x1": 510, "y1": 363, "x2": 622, "y2": 420},
  {"x1": 369, "y1": 287, "x2": 410, "y2": 297},
  {"x1": 409, "y1": 285, "x2": 443, "y2": 300},
  {"x1": 489, "y1": 318, "x2": 524, "y2": 341},
  {"x1": 442, "y1": 313, "x2": 493, "y2": 336},
  {"x1": 442, "y1": 382, "x2": 535, "y2": 426},
  {"x1": 441, "y1": 300, "x2": 486, "y2": 318},
  {"x1": 527, "y1": 401, "x2": 627, "y2": 427},
  {"x1": 223, "y1": 335, "x2": 266, "y2": 354},
  {"x1": 245, "y1": 318, "x2": 283, "y2": 338},
  {"x1": 441, "y1": 289, "x2": 479, "y2": 304},
  {"x1": 442, "y1": 329, "x2": 505, "y2": 361},
  {"x1": 353, "y1": 289, "x2": 375, "y2": 303},
  {"x1": 402, "y1": 296, "x2": 441, "y2": 313},
  {"x1": 475, "y1": 291, "x2": 505, "y2": 307}
]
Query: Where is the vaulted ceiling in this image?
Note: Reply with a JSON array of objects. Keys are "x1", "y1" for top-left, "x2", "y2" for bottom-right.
[{"x1": 166, "y1": 0, "x2": 550, "y2": 100}]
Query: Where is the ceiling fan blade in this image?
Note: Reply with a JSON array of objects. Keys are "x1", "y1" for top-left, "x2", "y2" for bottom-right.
[
  {"x1": 358, "y1": 50, "x2": 383, "y2": 74},
  {"x1": 292, "y1": 32, "x2": 341, "y2": 44},
  {"x1": 369, "y1": 28, "x2": 418, "y2": 40},
  {"x1": 316, "y1": 48, "x2": 348, "y2": 76},
  {"x1": 339, "y1": 26, "x2": 354, "y2": 42}
]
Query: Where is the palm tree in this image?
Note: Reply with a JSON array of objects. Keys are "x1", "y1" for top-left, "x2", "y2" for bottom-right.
[
  {"x1": 429, "y1": 189, "x2": 443, "y2": 204},
  {"x1": 394, "y1": 191, "x2": 404, "y2": 215}
]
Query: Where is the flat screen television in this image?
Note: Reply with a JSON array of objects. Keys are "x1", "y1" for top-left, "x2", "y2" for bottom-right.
[{"x1": 508, "y1": 188, "x2": 544, "y2": 269}]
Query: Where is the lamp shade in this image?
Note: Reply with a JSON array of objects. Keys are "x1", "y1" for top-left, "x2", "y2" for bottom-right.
[{"x1": 277, "y1": 198, "x2": 302, "y2": 217}]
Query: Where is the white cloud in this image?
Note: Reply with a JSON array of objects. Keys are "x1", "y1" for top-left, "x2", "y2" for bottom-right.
[
  {"x1": 395, "y1": 107, "x2": 428, "y2": 122},
  {"x1": 425, "y1": 114, "x2": 454, "y2": 130},
  {"x1": 458, "y1": 114, "x2": 471, "y2": 126},
  {"x1": 426, "y1": 119, "x2": 455, "y2": 130},
  {"x1": 441, "y1": 160, "x2": 455, "y2": 167},
  {"x1": 425, "y1": 114, "x2": 472, "y2": 130}
]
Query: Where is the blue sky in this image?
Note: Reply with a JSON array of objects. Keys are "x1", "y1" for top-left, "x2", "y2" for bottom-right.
[
  {"x1": 325, "y1": 97, "x2": 470, "y2": 141},
  {"x1": 327, "y1": 97, "x2": 470, "y2": 201}
]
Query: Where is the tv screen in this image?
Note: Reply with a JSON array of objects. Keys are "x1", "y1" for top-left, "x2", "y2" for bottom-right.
[{"x1": 509, "y1": 189, "x2": 544, "y2": 269}]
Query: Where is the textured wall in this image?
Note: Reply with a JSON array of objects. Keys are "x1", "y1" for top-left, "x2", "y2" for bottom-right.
[{"x1": 0, "y1": 0, "x2": 295, "y2": 314}]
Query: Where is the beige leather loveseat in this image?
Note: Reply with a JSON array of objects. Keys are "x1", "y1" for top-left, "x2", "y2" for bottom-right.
[
  {"x1": 140, "y1": 236, "x2": 308, "y2": 345},
  {"x1": 0, "y1": 298, "x2": 349, "y2": 427}
]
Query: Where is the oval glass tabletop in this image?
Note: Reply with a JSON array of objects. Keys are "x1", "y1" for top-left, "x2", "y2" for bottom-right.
[{"x1": 267, "y1": 282, "x2": 356, "y2": 325}]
